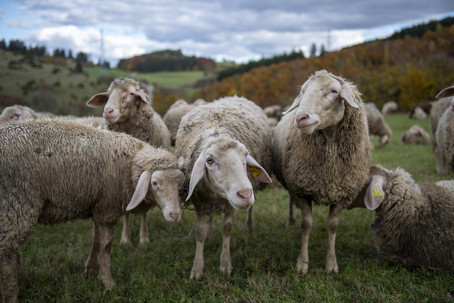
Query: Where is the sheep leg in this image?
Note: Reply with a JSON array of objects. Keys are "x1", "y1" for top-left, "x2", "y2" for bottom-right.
[
  {"x1": 139, "y1": 213, "x2": 150, "y2": 244},
  {"x1": 84, "y1": 223, "x2": 100, "y2": 275},
  {"x1": 16, "y1": 252, "x2": 29, "y2": 285},
  {"x1": 296, "y1": 200, "x2": 312, "y2": 275},
  {"x1": 435, "y1": 147, "x2": 447, "y2": 174},
  {"x1": 206, "y1": 215, "x2": 214, "y2": 240},
  {"x1": 97, "y1": 224, "x2": 116, "y2": 290},
  {"x1": 120, "y1": 213, "x2": 132, "y2": 245},
  {"x1": 325, "y1": 204, "x2": 342, "y2": 274},
  {"x1": 245, "y1": 205, "x2": 254, "y2": 232},
  {"x1": 0, "y1": 250, "x2": 19, "y2": 303},
  {"x1": 220, "y1": 209, "x2": 234, "y2": 276},
  {"x1": 190, "y1": 212, "x2": 209, "y2": 279},
  {"x1": 288, "y1": 197, "x2": 296, "y2": 226}
]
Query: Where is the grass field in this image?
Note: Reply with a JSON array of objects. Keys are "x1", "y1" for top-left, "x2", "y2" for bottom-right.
[{"x1": 15, "y1": 113, "x2": 454, "y2": 302}]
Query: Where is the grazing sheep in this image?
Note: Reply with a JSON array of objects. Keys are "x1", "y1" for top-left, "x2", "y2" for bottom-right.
[
  {"x1": 87, "y1": 77, "x2": 171, "y2": 245},
  {"x1": 0, "y1": 105, "x2": 53, "y2": 124},
  {"x1": 430, "y1": 86, "x2": 454, "y2": 154},
  {"x1": 399, "y1": 125, "x2": 430, "y2": 145},
  {"x1": 381, "y1": 101, "x2": 398, "y2": 115},
  {"x1": 0, "y1": 119, "x2": 183, "y2": 303},
  {"x1": 163, "y1": 99, "x2": 207, "y2": 145},
  {"x1": 175, "y1": 96, "x2": 273, "y2": 279},
  {"x1": 434, "y1": 86, "x2": 454, "y2": 173},
  {"x1": 272, "y1": 70, "x2": 370, "y2": 275},
  {"x1": 409, "y1": 102, "x2": 432, "y2": 119},
  {"x1": 263, "y1": 104, "x2": 283, "y2": 120},
  {"x1": 350, "y1": 164, "x2": 454, "y2": 272},
  {"x1": 365, "y1": 102, "x2": 392, "y2": 147}
]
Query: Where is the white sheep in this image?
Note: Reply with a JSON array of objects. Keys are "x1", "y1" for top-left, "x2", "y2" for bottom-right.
[
  {"x1": 272, "y1": 70, "x2": 371, "y2": 275},
  {"x1": 163, "y1": 98, "x2": 207, "y2": 145},
  {"x1": 87, "y1": 77, "x2": 171, "y2": 245},
  {"x1": 434, "y1": 91, "x2": 454, "y2": 173},
  {"x1": 350, "y1": 164, "x2": 454, "y2": 272},
  {"x1": 399, "y1": 125, "x2": 430, "y2": 145},
  {"x1": 381, "y1": 101, "x2": 398, "y2": 115},
  {"x1": 175, "y1": 96, "x2": 273, "y2": 279},
  {"x1": 365, "y1": 102, "x2": 392, "y2": 147},
  {"x1": 0, "y1": 119, "x2": 183, "y2": 302}
]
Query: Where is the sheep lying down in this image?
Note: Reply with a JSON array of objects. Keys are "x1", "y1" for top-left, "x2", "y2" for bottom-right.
[
  {"x1": 351, "y1": 164, "x2": 454, "y2": 272},
  {"x1": 0, "y1": 119, "x2": 183, "y2": 303}
]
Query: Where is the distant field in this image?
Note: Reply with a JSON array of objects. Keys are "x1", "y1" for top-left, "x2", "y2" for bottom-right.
[{"x1": 17, "y1": 113, "x2": 454, "y2": 302}]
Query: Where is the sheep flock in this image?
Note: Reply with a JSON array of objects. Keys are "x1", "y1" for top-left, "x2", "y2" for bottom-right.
[{"x1": 1, "y1": 73, "x2": 453, "y2": 302}]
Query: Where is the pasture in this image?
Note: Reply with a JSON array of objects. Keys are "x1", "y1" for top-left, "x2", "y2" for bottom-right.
[{"x1": 16, "y1": 113, "x2": 454, "y2": 302}]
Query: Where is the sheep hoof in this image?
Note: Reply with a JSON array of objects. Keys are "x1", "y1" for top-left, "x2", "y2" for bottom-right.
[
  {"x1": 101, "y1": 278, "x2": 116, "y2": 291},
  {"x1": 220, "y1": 263, "x2": 232, "y2": 277},
  {"x1": 325, "y1": 262, "x2": 339, "y2": 275},
  {"x1": 119, "y1": 238, "x2": 132, "y2": 246},
  {"x1": 139, "y1": 238, "x2": 150, "y2": 245},
  {"x1": 296, "y1": 260, "x2": 309, "y2": 275},
  {"x1": 190, "y1": 269, "x2": 203, "y2": 280}
]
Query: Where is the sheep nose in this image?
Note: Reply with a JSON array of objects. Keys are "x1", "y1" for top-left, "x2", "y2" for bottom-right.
[
  {"x1": 169, "y1": 211, "x2": 180, "y2": 222},
  {"x1": 237, "y1": 189, "x2": 253, "y2": 202},
  {"x1": 296, "y1": 114, "x2": 309, "y2": 123},
  {"x1": 105, "y1": 107, "x2": 114, "y2": 114}
]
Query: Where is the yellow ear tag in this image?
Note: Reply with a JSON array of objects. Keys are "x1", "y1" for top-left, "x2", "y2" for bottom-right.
[
  {"x1": 351, "y1": 93, "x2": 357, "y2": 104},
  {"x1": 373, "y1": 188, "x2": 383, "y2": 197},
  {"x1": 249, "y1": 167, "x2": 260, "y2": 177},
  {"x1": 188, "y1": 174, "x2": 191, "y2": 180}
]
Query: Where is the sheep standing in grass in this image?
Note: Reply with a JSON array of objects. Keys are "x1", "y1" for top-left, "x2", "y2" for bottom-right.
[
  {"x1": 87, "y1": 77, "x2": 171, "y2": 245},
  {"x1": 399, "y1": 125, "x2": 430, "y2": 145},
  {"x1": 351, "y1": 164, "x2": 454, "y2": 272},
  {"x1": 272, "y1": 70, "x2": 370, "y2": 275},
  {"x1": 381, "y1": 101, "x2": 398, "y2": 115},
  {"x1": 175, "y1": 96, "x2": 273, "y2": 279},
  {"x1": 365, "y1": 102, "x2": 392, "y2": 147},
  {"x1": 0, "y1": 119, "x2": 183, "y2": 303},
  {"x1": 163, "y1": 98, "x2": 207, "y2": 145}
]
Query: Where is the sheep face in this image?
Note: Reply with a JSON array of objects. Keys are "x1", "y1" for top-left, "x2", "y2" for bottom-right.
[
  {"x1": 0, "y1": 106, "x2": 34, "y2": 124},
  {"x1": 127, "y1": 169, "x2": 184, "y2": 222},
  {"x1": 185, "y1": 140, "x2": 271, "y2": 211},
  {"x1": 87, "y1": 78, "x2": 149, "y2": 124},
  {"x1": 283, "y1": 71, "x2": 359, "y2": 135}
]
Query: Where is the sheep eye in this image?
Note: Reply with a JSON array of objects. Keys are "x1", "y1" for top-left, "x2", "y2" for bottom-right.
[
  {"x1": 330, "y1": 90, "x2": 338, "y2": 94},
  {"x1": 206, "y1": 157, "x2": 214, "y2": 165},
  {"x1": 152, "y1": 181, "x2": 158, "y2": 187}
]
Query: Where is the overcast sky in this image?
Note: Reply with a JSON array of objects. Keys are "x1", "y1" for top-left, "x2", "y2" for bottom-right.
[{"x1": 0, "y1": 0, "x2": 453, "y2": 65}]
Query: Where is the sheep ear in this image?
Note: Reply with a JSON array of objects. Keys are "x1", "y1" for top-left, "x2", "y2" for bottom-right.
[
  {"x1": 364, "y1": 175, "x2": 386, "y2": 210},
  {"x1": 246, "y1": 154, "x2": 272, "y2": 183},
  {"x1": 87, "y1": 92, "x2": 109, "y2": 107},
  {"x1": 340, "y1": 83, "x2": 360, "y2": 109},
  {"x1": 135, "y1": 90, "x2": 150, "y2": 104},
  {"x1": 282, "y1": 93, "x2": 302, "y2": 115},
  {"x1": 186, "y1": 151, "x2": 206, "y2": 201},
  {"x1": 436, "y1": 85, "x2": 454, "y2": 99},
  {"x1": 126, "y1": 171, "x2": 152, "y2": 211}
]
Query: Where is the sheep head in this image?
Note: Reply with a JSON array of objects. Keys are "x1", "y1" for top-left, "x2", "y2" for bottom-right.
[
  {"x1": 87, "y1": 78, "x2": 150, "y2": 124},
  {"x1": 185, "y1": 137, "x2": 271, "y2": 211},
  {"x1": 127, "y1": 169, "x2": 184, "y2": 223},
  {"x1": 0, "y1": 105, "x2": 36, "y2": 124},
  {"x1": 283, "y1": 70, "x2": 359, "y2": 135}
]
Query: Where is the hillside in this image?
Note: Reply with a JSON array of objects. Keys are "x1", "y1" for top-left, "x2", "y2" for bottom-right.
[{"x1": 198, "y1": 18, "x2": 454, "y2": 110}]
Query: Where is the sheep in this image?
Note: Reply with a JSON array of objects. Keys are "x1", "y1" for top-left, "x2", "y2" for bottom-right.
[
  {"x1": 0, "y1": 119, "x2": 183, "y2": 302},
  {"x1": 409, "y1": 102, "x2": 432, "y2": 119},
  {"x1": 381, "y1": 101, "x2": 398, "y2": 115},
  {"x1": 0, "y1": 105, "x2": 53, "y2": 124},
  {"x1": 350, "y1": 164, "x2": 454, "y2": 272},
  {"x1": 0, "y1": 104, "x2": 107, "y2": 130},
  {"x1": 434, "y1": 86, "x2": 454, "y2": 173},
  {"x1": 430, "y1": 86, "x2": 454, "y2": 155},
  {"x1": 365, "y1": 102, "x2": 392, "y2": 147},
  {"x1": 272, "y1": 70, "x2": 371, "y2": 275},
  {"x1": 163, "y1": 98, "x2": 207, "y2": 145},
  {"x1": 87, "y1": 77, "x2": 171, "y2": 245},
  {"x1": 263, "y1": 104, "x2": 283, "y2": 120},
  {"x1": 175, "y1": 96, "x2": 273, "y2": 279},
  {"x1": 399, "y1": 125, "x2": 430, "y2": 145}
]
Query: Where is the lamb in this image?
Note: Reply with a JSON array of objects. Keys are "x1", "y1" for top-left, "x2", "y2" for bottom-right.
[
  {"x1": 272, "y1": 70, "x2": 371, "y2": 275},
  {"x1": 399, "y1": 125, "x2": 430, "y2": 145},
  {"x1": 434, "y1": 86, "x2": 454, "y2": 173},
  {"x1": 0, "y1": 119, "x2": 183, "y2": 302},
  {"x1": 87, "y1": 77, "x2": 171, "y2": 245},
  {"x1": 381, "y1": 101, "x2": 398, "y2": 115},
  {"x1": 163, "y1": 98, "x2": 207, "y2": 145},
  {"x1": 175, "y1": 96, "x2": 273, "y2": 279},
  {"x1": 350, "y1": 164, "x2": 454, "y2": 272},
  {"x1": 365, "y1": 102, "x2": 392, "y2": 147}
]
